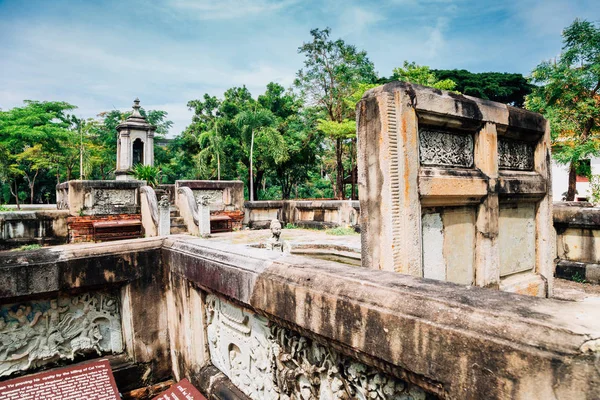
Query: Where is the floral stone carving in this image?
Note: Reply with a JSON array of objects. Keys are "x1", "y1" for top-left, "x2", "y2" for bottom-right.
[
  {"x1": 419, "y1": 128, "x2": 474, "y2": 168},
  {"x1": 0, "y1": 291, "x2": 122, "y2": 377},
  {"x1": 498, "y1": 138, "x2": 534, "y2": 171},
  {"x1": 206, "y1": 294, "x2": 426, "y2": 400}
]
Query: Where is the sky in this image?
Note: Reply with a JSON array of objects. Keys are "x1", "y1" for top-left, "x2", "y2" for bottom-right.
[{"x1": 0, "y1": 0, "x2": 598, "y2": 136}]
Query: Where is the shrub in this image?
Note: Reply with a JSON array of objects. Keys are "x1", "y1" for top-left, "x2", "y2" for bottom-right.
[{"x1": 132, "y1": 164, "x2": 161, "y2": 187}]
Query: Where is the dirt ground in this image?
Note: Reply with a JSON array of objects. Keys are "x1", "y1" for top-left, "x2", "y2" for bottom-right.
[{"x1": 553, "y1": 278, "x2": 600, "y2": 302}]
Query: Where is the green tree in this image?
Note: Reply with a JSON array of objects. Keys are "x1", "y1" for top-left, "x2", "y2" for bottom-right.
[
  {"x1": 526, "y1": 19, "x2": 600, "y2": 201},
  {"x1": 0, "y1": 100, "x2": 76, "y2": 204},
  {"x1": 235, "y1": 106, "x2": 278, "y2": 201},
  {"x1": 196, "y1": 119, "x2": 224, "y2": 180},
  {"x1": 393, "y1": 61, "x2": 457, "y2": 90},
  {"x1": 433, "y1": 69, "x2": 532, "y2": 106},
  {"x1": 295, "y1": 27, "x2": 377, "y2": 199}
]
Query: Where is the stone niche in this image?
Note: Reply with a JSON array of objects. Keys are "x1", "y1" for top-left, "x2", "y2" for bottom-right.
[
  {"x1": 56, "y1": 180, "x2": 145, "y2": 216},
  {"x1": 205, "y1": 294, "x2": 427, "y2": 400},
  {"x1": 357, "y1": 82, "x2": 553, "y2": 296},
  {"x1": 0, "y1": 291, "x2": 122, "y2": 378}
]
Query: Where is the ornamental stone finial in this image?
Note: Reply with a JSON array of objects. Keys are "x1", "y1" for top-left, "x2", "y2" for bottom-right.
[{"x1": 131, "y1": 98, "x2": 142, "y2": 118}]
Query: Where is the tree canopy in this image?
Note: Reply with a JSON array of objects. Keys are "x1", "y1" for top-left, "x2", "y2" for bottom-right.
[
  {"x1": 0, "y1": 26, "x2": 548, "y2": 205},
  {"x1": 526, "y1": 19, "x2": 600, "y2": 200}
]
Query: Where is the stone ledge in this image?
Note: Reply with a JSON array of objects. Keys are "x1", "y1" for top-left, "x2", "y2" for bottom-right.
[
  {"x1": 4, "y1": 237, "x2": 600, "y2": 398},
  {"x1": 165, "y1": 238, "x2": 600, "y2": 399},
  {"x1": 556, "y1": 260, "x2": 600, "y2": 284}
]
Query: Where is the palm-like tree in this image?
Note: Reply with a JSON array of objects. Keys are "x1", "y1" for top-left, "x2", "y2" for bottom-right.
[
  {"x1": 197, "y1": 119, "x2": 224, "y2": 180},
  {"x1": 235, "y1": 106, "x2": 275, "y2": 201}
]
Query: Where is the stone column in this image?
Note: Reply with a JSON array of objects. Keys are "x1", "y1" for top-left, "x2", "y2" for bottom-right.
[
  {"x1": 198, "y1": 195, "x2": 211, "y2": 237},
  {"x1": 146, "y1": 131, "x2": 155, "y2": 167},
  {"x1": 158, "y1": 195, "x2": 171, "y2": 236}
]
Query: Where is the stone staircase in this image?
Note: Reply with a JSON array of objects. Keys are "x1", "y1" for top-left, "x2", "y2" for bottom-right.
[{"x1": 170, "y1": 207, "x2": 187, "y2": 234}]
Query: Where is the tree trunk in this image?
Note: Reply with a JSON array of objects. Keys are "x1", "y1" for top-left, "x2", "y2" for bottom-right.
[
  {"x1": 11, "y1": 181, "x2": 20, "y2": 210},
  {"x1": 217, "y1": 152, "x2": 221, "y2": 181},
  {"x1": 567, "y1": 162, "x2": 577, "y2": 201},
  {"x1": 253, "y1": 170, "x2": 263, "y2": 201},
  {"x1": 350, "y1": 138, "x2": 357, "y2": 200},
  {"x1": 249, "y1": 130, "x2": 255, "y2": 201},
  {"x1": 335, "y1": 137, "x2": 344, "y2": 200}
]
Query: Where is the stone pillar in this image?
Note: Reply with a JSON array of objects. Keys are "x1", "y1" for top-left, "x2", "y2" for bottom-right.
[
  {"x1": 357, "y1": 82, "x2": 552, "y2": 296},
  {"x1": 158, "y1": 195, "x2": 170, "y2": 236},
  {"x1": 198, "y1": 195, "x2": 211, "y2": 237}
]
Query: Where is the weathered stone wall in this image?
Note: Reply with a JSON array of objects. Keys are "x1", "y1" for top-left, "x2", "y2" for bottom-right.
[
  {"x1": 244, "y1": 200, "x2": 360, "y2": 229},
  {"x1": 3, "y1": 236, "x2": 599, "y2": 399},
  {"x1": 57, "y1": 180, "x2": 145, "y2": 217},
  {"x1": 0, "y1": 238, "x2": 170, "y2": 391},
  {"x1": 164, "y1": 237, "x2": 600, "y2": 400},
  {"x1": 357, "y1": 82, "x2": 553, "y2": 296},
  {"x1": 0, "y1": 210, "x2": 68, "y2": 249},
  {"x1": 554, "y1": 203, "x2": 600, "y2": 283}
]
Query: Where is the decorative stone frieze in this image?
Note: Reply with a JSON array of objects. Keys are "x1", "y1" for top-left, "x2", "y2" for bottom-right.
[
  {"x1": 418, "y1": 128, "x2": 474, "y2": 168},
  {"x1": 206, "y1": 294, "x2": 425, "y2": 400},
  {"x1": 0, "y1": 291, "x2": 122, "y2": 378},
  {"x1": 498, "y1": 138, "x2": 534, "y2": 170}
]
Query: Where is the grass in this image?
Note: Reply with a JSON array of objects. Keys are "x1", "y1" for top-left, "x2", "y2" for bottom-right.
[
  {"x1": 325, "y1": 226, "x2": 358, "y2": 236},
  {"x1": 0, "y1": 205, "x2": 13, "y2": 212},
  {"x1": 14, "y1": 244, "x2": 43, "y2": 251},
  {"x1": 285, "y1": 223, "x2": 299, "y2": 229},
  {"x1": 572, "y1": 271, "x2": 587, "y2": 283}
]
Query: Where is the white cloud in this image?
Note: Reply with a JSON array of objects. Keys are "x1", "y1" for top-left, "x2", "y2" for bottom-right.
[
  {"x1": 164, "y1": 0, "x2": 300, "y2": 20},
  {"x1": 425, "y1": 17, "x2": 449, "y2": 58},
  {"x1": 338, "y1": 6, "x2": 385, "y2": 36}
]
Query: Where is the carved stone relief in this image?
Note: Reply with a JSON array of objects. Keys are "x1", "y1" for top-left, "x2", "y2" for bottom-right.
[
  {"x1": 193, "y1": 190, "x2": 224, "y2": 211},
  {"x1": 498, "y1": 138, "x2": 534, "y2": 171},
  {"x1": 206, "y1": 294, "x2": 427, "y2": 400},
  {"x1": 419, "y1": 128, "x2": 474, "y2": 168},
  {"x1": 0, "y1": 291, "x2": 122, "y2": 378},
  {"x1": 89, "y1": 188, "x2": 137, "y2": 214}
]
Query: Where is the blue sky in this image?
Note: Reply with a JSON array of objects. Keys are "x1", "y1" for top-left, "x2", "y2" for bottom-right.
[{"x1": 0, "y1": 0, "x2": 598, "y2": 136}]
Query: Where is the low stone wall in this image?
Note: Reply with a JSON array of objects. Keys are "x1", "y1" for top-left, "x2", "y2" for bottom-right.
[
  {"x1": 0, "y1": 210, "x2": 68, "y2": 249},
  {"x1": 3, "y1": 237, "x2": 599, "y2": 398},
  {"x1": 244, "y1": 200, "x2": 360, "y2": 229},
  {"x1": 554, "y1": 202, "x2": 600, "y2": 283},
  {"x1": 0, "y1": 238, "x2": 169, "y2": 391}
]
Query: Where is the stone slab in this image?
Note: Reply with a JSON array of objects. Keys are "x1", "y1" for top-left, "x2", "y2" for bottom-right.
[
  {"x1": 153, "y1": 379, "x2": 206, "y2": 400},
  {"x1": 0, "y1": 359, "x2": 119, "y2": 399}
]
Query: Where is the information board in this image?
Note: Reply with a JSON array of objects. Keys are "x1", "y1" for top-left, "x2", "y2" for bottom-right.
[
  {"x1": 0, "y1": 359, "x2": 120, "y2": 400},
  {"x1": 153, "y1": 379, "x2": 206, "y2": 400}
]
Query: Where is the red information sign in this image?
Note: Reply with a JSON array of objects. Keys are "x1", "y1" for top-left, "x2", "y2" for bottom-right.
[
  {"x1": 153, "y1": 379, "x2": 206, "y2": 400},
  {"x1": 0, "y1": 359, "x2": 120, "y2": 400}
]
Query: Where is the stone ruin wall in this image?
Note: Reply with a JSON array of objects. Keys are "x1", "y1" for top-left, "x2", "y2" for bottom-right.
[{"x1": 357, "y1": 82, "x2": 553, "y2": 296}]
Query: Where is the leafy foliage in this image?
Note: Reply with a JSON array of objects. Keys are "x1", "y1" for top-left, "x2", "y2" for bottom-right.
[
  {"x1": 393, "y1": 61, "x2": 457, "y2": 91},
  {"x1": 433, "y1": 70, "x2": 532, "y2": 106},
  {"x1": 132, "y1": 164, "x2": 162, "y2": 187},
  {"x1": 526, "y1": 19, "x2": 600, "y2": 200}
]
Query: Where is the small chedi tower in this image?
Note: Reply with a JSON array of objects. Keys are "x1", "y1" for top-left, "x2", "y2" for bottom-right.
[{"x1": 115, "y1": 98, "x2": 156, "y2": 180}]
